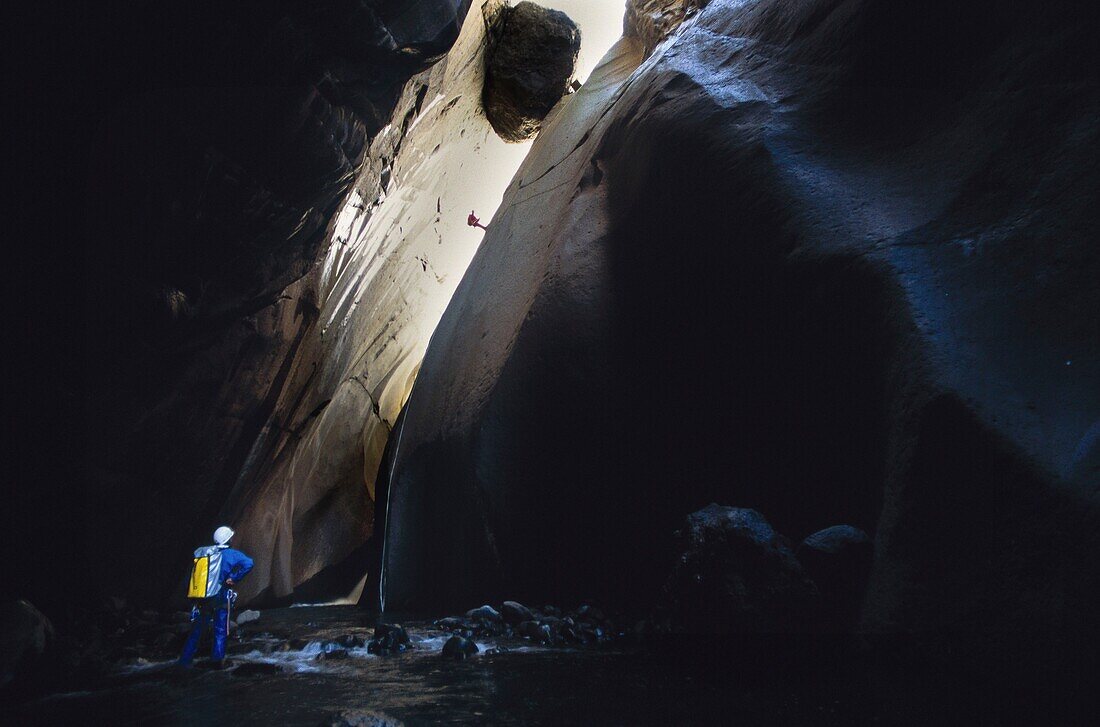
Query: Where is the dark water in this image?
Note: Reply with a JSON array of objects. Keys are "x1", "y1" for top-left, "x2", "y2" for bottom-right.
[{"x1": 16, "y1": 607, "x2": 1074, "y2": 726}]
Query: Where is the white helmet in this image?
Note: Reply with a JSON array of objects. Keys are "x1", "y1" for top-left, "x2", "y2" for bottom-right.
[{"x1": 213, "y1": 526, "x2": 235, "y2": 547}]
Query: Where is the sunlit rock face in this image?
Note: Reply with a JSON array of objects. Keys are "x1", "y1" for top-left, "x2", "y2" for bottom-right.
[
  {"x1": 78, "y1": 0, "x2": 476, "y2": 605},
  {"x1": 383, "y1": 0, "x2": 1099, "y2": 676},
  {"x1": 483, "y1": 1, "x2": 582, "y2": 142},
  {"x1": 225, "y1": 0, "x2": 536, "y2": 604}
]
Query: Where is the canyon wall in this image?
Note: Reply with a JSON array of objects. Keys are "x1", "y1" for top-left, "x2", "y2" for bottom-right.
[
  {"x1": 382, "y1": 0, "x2": 1099, "y2": 676},
  {"x1": 70, "y1": 0, "x2": 483, "y2": 606}
]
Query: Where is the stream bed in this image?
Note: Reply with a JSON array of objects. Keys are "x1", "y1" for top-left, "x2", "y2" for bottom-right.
[{"x1": 16, "y1": 606, "x2": 1063, "y2": 725}]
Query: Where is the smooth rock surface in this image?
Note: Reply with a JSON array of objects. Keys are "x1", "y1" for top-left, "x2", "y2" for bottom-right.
[{"x1": 382, "y1": 0, "x2": 1100, "y2": 678}]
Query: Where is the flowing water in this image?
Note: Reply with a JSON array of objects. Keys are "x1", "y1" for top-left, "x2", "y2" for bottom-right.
[{"x1": 17, "y1": 606, "x2": 1061, "y2": 725}]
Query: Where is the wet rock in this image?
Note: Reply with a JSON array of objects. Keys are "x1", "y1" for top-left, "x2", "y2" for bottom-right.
[
  {"x1": 434, "y1": 617, "x2": 468, "y2": 631},
  {"x1": 441, "y1": 635, "x2": 479, "y2": 661},
  {"x1": 324, "y1": 710, "x2": 405, "y2": 727},
  {"x1": 235, "y1": 609, "x2": 261, "y2": 626},
  {"x1": 661, "y1": 506, "x2": 817, "y2": 633},
  {"x1": 464, "y1": 605, "x2": 502, "y2": 623},
  {"x1": 367, "y1": 624, "x2": 410, "y2": 655},
  {"x1": 500, "y1": 600, "x2": 534, "y2": 624},
  {"x1": 483, "y1": 1, "x2": 581, "y2": 142},
  {"x1": 233, "y1": 662, "x2": 284, "y2": 677},
  {"x1": 1, "y1": 599, "x2": 56, "y2": 690},
  {"x1": 373, "y1": 623, "x2": 410, "y2": 645},
  {"x1": 798, "y1": 525, "x2": 874, "y2": 630},
  {"x1": 316, "y1": 649, "x2": 349, "y2": 661}
]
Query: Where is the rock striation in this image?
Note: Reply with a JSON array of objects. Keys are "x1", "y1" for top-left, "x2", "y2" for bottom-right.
[{"x1": 483, "y1": 2, "x2": 582, "y2": 142}]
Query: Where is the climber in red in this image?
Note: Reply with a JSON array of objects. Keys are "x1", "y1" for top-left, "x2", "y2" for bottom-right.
[{"x1": 467, "y1": 210, "x2": 488, "y2": 230}]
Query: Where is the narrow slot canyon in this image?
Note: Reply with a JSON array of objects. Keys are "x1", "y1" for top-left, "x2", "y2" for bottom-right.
[{"x1": 4, "y1": 0, "x2": 1098, "y2": 723}]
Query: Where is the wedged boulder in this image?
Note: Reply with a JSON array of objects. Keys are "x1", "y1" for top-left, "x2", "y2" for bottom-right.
[
  {"x1": 798, "y1": 526, "x2": 873, "y2": 630},
  {"x1": 483, "y1": 1, "x2": 581, "y2": 142},
  {"x1": 0, "y1": 600, "x2": 56, "y2": 690},
  {"x1": 660, "y1": 506, "x2": 817, "y2": 633}
]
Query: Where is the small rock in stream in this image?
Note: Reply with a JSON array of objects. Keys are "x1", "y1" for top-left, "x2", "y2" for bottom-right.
[
  {"x1": 235, "y1": 609, "x2": 261, "y2": 626},
  {"x1": 368, "y1": 623, "x2": 410, "y2": 654},
  {"x1": 441, "y1": 636, "x2": 479, "y2": 661}
]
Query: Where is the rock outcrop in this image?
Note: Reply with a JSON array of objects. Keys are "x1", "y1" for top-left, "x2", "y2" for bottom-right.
[
  {"x1": 483, "y1": 2, "x2": 582, "y2": 142},
  {"x1": 659, "y1": 506, "x2": 816, "y2": 633},
  {"x1": 381, "y1": 0, "x2": 1100, "y2": 681}
]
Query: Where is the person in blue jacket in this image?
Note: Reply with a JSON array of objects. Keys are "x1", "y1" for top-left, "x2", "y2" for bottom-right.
[{"x1": 179, "y1": 525, "x2": 254, "y2": 667}]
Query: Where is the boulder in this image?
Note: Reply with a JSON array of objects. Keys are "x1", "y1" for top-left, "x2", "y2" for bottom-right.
[
  {"x1": 798, "y1": 525, "x2": 873, "y2": 630},
  {"x1": 368, "y1": 623, "x2": 410, "y2": 654},
  {"x1": 465, "y1": 605, "x2": 502, "y2": 623},
  {"x1": 234, "y1": 610, "x2": 261, "y2": 626},
  {"x1": 483, "y1": 1, "x2": 581, "y2": 142},
  {"x1": 0, "y1": 600, "x2": 56, "y2": 690},
  {"x1": 441, "y1": 635, "x2": 479, "y2": 661},
  {"x1": 660, "y1": 506, "x2": 817, "y2": 633},
  {"x1": 500, "y1": 600, "x2": 534, "y2": 624}
]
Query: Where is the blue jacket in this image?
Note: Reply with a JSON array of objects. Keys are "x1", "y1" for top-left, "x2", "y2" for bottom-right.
[{"x1": 218, "y1": 547, "x2": 253, "y2": 587}]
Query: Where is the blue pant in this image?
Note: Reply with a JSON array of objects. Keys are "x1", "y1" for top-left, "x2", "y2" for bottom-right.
[{"x1": 179, "y1": 603, "x2": 229, "y2": 665}]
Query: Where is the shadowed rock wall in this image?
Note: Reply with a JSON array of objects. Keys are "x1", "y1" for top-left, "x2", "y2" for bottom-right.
[
  {"x1": 66, "y1": 0, "x2": 475, "y2": 607},
  {"x1": 382, "y1": 0, "x2": 1099, "y2": 679}
]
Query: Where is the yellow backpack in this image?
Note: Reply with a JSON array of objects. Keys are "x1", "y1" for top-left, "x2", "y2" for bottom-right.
[{"x1": 187, "y1": 546, "x2": 225, "y2": 599}]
